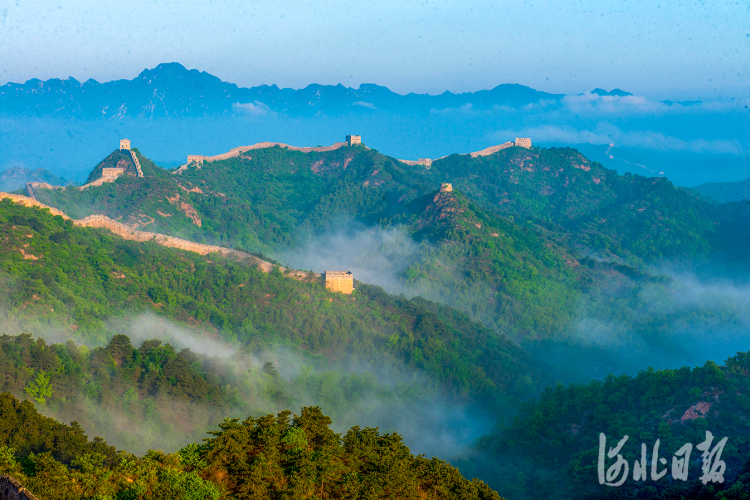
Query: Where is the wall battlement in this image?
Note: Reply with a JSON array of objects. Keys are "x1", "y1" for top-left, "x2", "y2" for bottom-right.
[
  {"x1": 101, "y1": 167, "x2": 126, "y2": 179},
  {"x1": 0, "y1": 475, "x2": 39, "y2": 500},
  {"x1": 129, "y1": 150, "x2": 144, "y2": 178}
]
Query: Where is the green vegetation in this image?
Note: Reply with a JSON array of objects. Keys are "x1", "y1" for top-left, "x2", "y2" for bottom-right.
[
  {"x1": 470, "y1": 355, "x2": 750, "y2": 499},
  {"x1": 0, "y1": 198, "x2": 540, "y2": 408},
  {"x1": 35, "y1": 145, "x2": 750, "y2": 343},
  {"x1": 1, "y1": 392, "x2": 500, "y2": 500},
  {"x1": 12, "y1": 143, "x2": 750, "y2": 499}
]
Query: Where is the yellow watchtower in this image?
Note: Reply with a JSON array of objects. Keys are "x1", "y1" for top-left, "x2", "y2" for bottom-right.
[{"x1": 325, "y1": 271, "x2": 354, "y2": 294}]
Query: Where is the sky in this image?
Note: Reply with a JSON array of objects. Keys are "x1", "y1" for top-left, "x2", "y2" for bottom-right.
[{"x1": 1, "y1": 0, "x2": 749, "y2": 98}]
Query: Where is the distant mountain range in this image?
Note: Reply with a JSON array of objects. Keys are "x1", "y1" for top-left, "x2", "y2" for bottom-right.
[
  {"x1": 0, "y1": 167, "x2": 67, "y2": 192},
  {"x1": 0, "y1": 62, "x2": 572, "y2": 118},
  {"x1": 693, "y1": 177, "x2": 750, "y2": 203}
]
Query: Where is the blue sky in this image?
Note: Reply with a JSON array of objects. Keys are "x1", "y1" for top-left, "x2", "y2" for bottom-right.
[{"x1": 1, "y1": 0, "x2": 749, "y2": 97}]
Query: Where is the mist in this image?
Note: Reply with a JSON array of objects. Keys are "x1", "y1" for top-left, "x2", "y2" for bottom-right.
[
  {"x1": 3, "y1": 90, "x2": 749, "y2": 188},
  {"x1": 278, "y1": 222, "x2": 423, "y2": 295},
  {"x1": 14, "y1": 311, "x2": 493, "y2": 461},
  {"x1": 529, "y1": 269, "x2": 750, "y2": 384}
]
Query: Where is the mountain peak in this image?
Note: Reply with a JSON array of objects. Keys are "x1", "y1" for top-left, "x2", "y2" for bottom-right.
[
  {"x1": 591, "y1": 88, "x2": 633, "y2": 97},
  {"x1": 136, "y1": 62, "x2": 191, "y2": 80}
]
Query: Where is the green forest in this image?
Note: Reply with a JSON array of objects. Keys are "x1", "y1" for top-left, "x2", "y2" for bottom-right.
[
  {"x1": 0, "y1": 391, "x2": 501, "y2": 499},
  {"x1": 35, "y1": 145, "x2": 750, "y2": 343},
  {"x1": 4, "y1": 142, "x2": 750, "y2": 498}
]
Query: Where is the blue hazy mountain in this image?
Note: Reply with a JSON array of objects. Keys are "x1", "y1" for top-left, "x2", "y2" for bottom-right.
[
  {"x1": 0, "y1": 62, "x2": 563, "y2": 118},
  {"x1": 693, "y1": 177, "x2": 750, "y2": 203},
  {"x1": 1, "y1": 63, "x2": 748, "y2": 188},
  {"x1": 0, "y1": 166, "x2": 67, "y2": 192},
  {"x1": 590, "y1": 88, "x2": 633, "y2": 96}
]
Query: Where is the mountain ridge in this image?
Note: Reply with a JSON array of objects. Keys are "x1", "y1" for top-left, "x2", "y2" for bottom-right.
[{"x1": 0, "y1": 62, "x2": 565, "y2": 118}]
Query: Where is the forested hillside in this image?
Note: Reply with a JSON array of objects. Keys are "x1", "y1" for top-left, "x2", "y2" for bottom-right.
[
  {"x1": 0, "y1": 392, "x2": 501, "y2": 500},
  {"x1": 468, "y1": 354, "x2": 750, "y2": 500},
  {"x1": 0, "y1": 198, "x2": 541, "y2": 410},
  {"x1": 34, "y1": 143, "x2": 750, "y2": 343},
  {"x1": 8, "y1": 141, "x2": 750, "y2": 500}
]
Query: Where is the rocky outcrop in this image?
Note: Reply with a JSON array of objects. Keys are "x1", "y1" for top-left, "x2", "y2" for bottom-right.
[{"x1": 0, "y1": 476, "x2": 39, "y2": 500}]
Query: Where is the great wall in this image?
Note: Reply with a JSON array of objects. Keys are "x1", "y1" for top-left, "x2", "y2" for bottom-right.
[
  {"x1": 0, "y1": 476, "x2": 38, "y2": 500},
  {"x1": 174, "y1": 135, "x2": 363, "y2": 174},
  {"x1": 0, "y1": 192, "x2": 316, "y2": 281},
  {"x1": 5, "y1": 133, "x2": 526, "y2": 293},
  {"x1": 398, "y1": 138, "x2": 531, "y2": 167}
]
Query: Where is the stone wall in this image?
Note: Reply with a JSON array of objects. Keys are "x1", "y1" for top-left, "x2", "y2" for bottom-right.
[
  {"x1": 0, "y1": 193, "x2": 320, "y2": 281},
  {"x1": 1, "y1": 192, "x2": 70, "y2": 219},
  {"x1": 469, "y1": 142, "x2": 515, "y2": 157},
  {"x1": 74, "y1": 215, "x2": 318, "y2": 280},
  {"x1": 399, "y1": 158, "x2": 432, "y2": 167},
  {"x1": 101, "y1": 167, "x2": 125, "y2": 178},
  {"x1": 129, "y1": 151, "x2": 144, "y2": 178},
  {"x1": 0, "y1": 476, "x2": 39, "y2": 500},
  {"x1": 205, "y1": 142, "x2": 347, "y2": 162}
]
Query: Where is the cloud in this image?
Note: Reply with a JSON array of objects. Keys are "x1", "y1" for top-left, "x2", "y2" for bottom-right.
[
  {"x1": 277, "y1": 222, "x2": 423, "y2": 294},
  {"x1": 561, "y1": 93, "x2": 746, "y2": 117},
  {"x1": 232, "y1": 101, "x2": 272, "y2": 116},
  {"x1": 113, "y1": 313, "x2": 236, "y2": 358},
  {"x1": 352, "y1": 101, "x2": 377, "y2": 110},
  {"x1": 429, "y1": 103, "x2": 477, "y2": 115},
  {"x1": 538, "y1": 269, "x2": 750, "y2": 383},
  {"x1": 490, "y1": 123, "x2": 746, "y2": 154}
]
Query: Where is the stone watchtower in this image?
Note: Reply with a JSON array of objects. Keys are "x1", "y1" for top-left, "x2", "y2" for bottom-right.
[
  {"x1": 514, "y1": 138, "x2": 532, "y2": 149},
  {"x1": 440, "y1": 183, "x2": 453, "y2": 193},
  {"x1": 120, "y1": 139, "x2": 131, "y2": 150},
  {"x1": 346, "y1": 135, "x2": 362, "y2": 146},
  {"x1": 325, "y1": 271, "x2": 354, "y2": 294}
]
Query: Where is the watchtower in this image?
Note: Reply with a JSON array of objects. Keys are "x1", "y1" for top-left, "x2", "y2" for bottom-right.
[
  {"x1": 440, "y1": 183, "x2": 453, "y2": 193},
  {"x1": 346, "y1": 135, "x2": 362, "y2": 146},
  {"x1": 187, "y1": 155, "x2": 205, "y2": 165},
  {"x1": 325, "y1": 271, "x2": 354, "y2": 294},
  {"x1": 514, "y1": 138, "x2": 532, "y2": 149},
  {"x1": 120, "y1": 139, "x2": 131, "y2": 150}
]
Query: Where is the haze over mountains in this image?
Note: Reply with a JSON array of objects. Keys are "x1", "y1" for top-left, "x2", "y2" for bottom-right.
[
  {"x1": 2, "y1": 63, "x2": 748, "y2": 188},
  {"x1": 0, "y1": 62, "x2": 563, "y2": 118}
]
